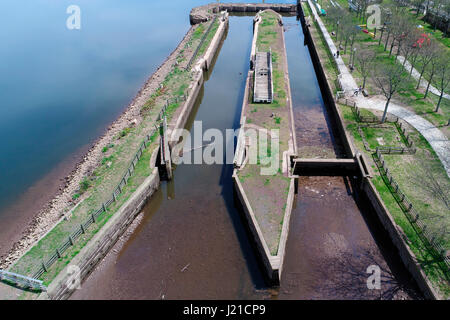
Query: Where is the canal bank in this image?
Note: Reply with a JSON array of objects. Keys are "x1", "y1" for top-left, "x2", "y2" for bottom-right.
[
  {"x1": 71, "y1": 16, "x2": 271, "y2": 299},
  {"x1": 296, "y1": 1, "x2": 436, "y2": 299},
  {"x1": 71, "y1": 11, "x2": 422, "y2": 300},
  {"x1": 50, "y1": 12, "x2": 231, "y2": 300},
  {"x1": 0, "y1": 10, "x2": 231, "y2": 299}
]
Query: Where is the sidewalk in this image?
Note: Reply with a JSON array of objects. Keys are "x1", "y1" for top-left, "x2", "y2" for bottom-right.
[
  {"x1": 307, "y1": 0, "x2": 450, "y2": 177},
  {"x1": 397, "y1": 56, "x2": 449, "y2": 101}
]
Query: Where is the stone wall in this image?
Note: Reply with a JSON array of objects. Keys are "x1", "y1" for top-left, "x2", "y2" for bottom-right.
[
  {"x1": 190, "y1": 3, "x2": 297, "y2": 24},
  {"x1": 47, "y1": 167, "x2": 160, "y2": 300}
]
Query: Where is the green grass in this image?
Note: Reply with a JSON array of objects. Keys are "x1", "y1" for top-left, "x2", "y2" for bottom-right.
[{"x1": 339, "y1": 104, "x2": 450, "y2": 297}]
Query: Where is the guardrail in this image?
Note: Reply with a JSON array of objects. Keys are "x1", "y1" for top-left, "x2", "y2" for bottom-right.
[
  {"x1": 373, "y1": 148, "x2": 450, "y2": 273},
  {"x1": 29, "y1": 96, "x2": 186, "y2": 281},
  {"x1": 0, "y1": 270, "x2": 46, "y2": 292}
]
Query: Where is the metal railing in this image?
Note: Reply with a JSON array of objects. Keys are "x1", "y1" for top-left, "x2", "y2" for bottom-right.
[{"x1": 373, "y1": 148, "x2": 450, "y2": 272}]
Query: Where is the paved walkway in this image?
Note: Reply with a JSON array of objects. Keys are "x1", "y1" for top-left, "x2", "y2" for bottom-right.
[
  {"x1": 397, "y1": 56, "x2": 449, "y2": 100},
  {"x1": 307, "y1": 0, "x2": 450, "y2": 177}
]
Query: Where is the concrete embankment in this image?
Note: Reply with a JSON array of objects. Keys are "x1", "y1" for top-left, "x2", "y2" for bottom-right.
[
  {"x1": 32, "y1": 11, "x2": 230, "y2": 300},
  {"x1": 298, "y1": 2, "x2": 440, "y2": 299},
  {"x1": 232, "y1": 10, "x2": 297, "y2": 285},
  {"x1": 190, "y1": 3, "x2": 297, "y2": 24}
]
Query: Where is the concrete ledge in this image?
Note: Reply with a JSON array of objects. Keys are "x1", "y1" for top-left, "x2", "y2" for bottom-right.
[
  {"x1": 47, "y1": 169, "x2": 160, "y2": 300},
  {"x1": 232, "y1": 172, "x2": 278, "y2": 283},
  {"x1": 293, "y1": 158, "x2": 358, "y2": 176},
  {"x1": 190, "y1": 3, "x2": 297, "y2": 24},
  {"x1": 169, "y1": 13, "x2": 229, "y2": 146},
  {"x1": 362, "y1": 178, "x2": 441, "y2": 300}
]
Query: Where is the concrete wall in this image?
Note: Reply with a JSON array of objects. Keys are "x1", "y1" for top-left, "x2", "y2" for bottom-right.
[
  {"x1": 298, "y1": 3, "x2": 441, "y2": 300},
  {"x1": 232, "y1": 174, "x2": 279, "y2": 283},
  {"x1": 293, "y1": 158, "x2": 358, "y2": 176},
  {"x1": 169, "y1": 13, "x2": 229, "y2": 146},
  {"x1": 47, "y1": 167, "x2": 160, "y2": 300},
  {"x1": 232, "y1": 9, "x2": 297, "y2": 285},
  {"x1": 361, "y1": 178, "x2": 441, "y2": 300},
  {"x1": 298, "y1": 5, "x2": 356, "y2": 158},
  {"x1": 190, "y1": 3, "x2": 296, "y2": 24}
]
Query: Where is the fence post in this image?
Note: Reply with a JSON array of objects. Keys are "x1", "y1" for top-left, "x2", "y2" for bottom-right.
[
  {"x1": 68, "y1": 236, "x2": 74, "y2": 246},
  {"x1": 42, "y1": 262, "x2": 47, "y2": 273},
  {"x1": 56, "y1": 249, "x2": 61, "y2": 259},
  {"x1": 91, "y1": 213, "x2": 96, "y2": 223},
  {"x1": 81, "y1": 224, "x2": 85, "y2": 234},
  {"x1": 407, "y1": 203, "x2": 413, "y2": 212},
  {"x1": 113, "y1": 191, "x2": 117, "y2": 202},
  {"x1": 102, "y1": 203, "x2": 106, "y2": 213}
]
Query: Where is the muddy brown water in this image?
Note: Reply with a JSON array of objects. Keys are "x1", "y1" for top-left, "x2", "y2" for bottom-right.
[{"x1": 71, "y1": 16, "x2": 422, "y2": 300}]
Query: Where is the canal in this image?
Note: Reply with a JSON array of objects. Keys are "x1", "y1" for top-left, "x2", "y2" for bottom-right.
[{"x1": 71, "y1": 15, "x2": 422, "y2": 299}]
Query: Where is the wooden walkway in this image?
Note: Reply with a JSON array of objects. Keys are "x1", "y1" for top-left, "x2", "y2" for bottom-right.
[{"x1": 253, "y1": 52, "x2": 273, "y2": 103}]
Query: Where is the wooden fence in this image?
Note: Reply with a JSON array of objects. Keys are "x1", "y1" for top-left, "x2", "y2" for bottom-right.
[
  {"x1": 373, "y1": 148, "x2": 450, "y2": 273},
  {"x1": 30, "y1": 96, "x2": 186, "y2": 281}
]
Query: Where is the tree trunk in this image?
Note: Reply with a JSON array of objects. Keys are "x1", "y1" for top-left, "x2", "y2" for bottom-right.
[
  {"x1": 410, "y1": 56, "x2": 416, "y2": 75},
  {"x1": 424, "y1": 73, "x2": 434, "y2": 98},
  {"x1": 389, "y1": 40, "x2": 395, "y2": 56},
  {"x1": 417, "y1": 67, "x2": 425, "y2": 89},
  {"x1": 379, "y1": 28, "x2": 384, "y2": 45},
  {"x1": 363, "y1": 76, "x2": 366, "y2": 89},
  {"x1": 435, "y1": 92, "x2": 443, "y2": 112},
  {"x1": 381, "y1": 97, "x2": 391, "y2": 123},
  {"x1": 384, "y1": 31, "x2": 390, "y2": 51}
]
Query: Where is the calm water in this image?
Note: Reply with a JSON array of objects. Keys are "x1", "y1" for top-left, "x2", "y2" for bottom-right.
[{"x1": 0, "y1": 0, "x2": 295, "y2": 253}]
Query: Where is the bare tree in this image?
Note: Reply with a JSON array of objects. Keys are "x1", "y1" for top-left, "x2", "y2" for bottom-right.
[
  {"x1": 399, "y1": 29, "x2": 421, "y2": 67},
  {"x1": 423, "y1": 47, "x2": 443, "y2": 98},
  {"x1": 371, "y1": 62, "x2": 408, "y2": 123},
  {"x1": 378, "y1": 7, "x2": 393, "y2": 46},
  {"x1": 355, "y1": 47, "x2": 376, "y2": 89},
  {"x1": 409, "y1": 0, "x2": 426, "y2": 16},
  {"x1": 412, "y1": 154, "x2": 450, "y2": 211},
  {"x1": 415, "y1": 38, "x2": 439, "y2": 89},
  {"x1": 327, "y1": 6, "x2": 345, "y2": 41},
  {"x1": 432, "y1": 53, "x2": 450, "y2": 112}
]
